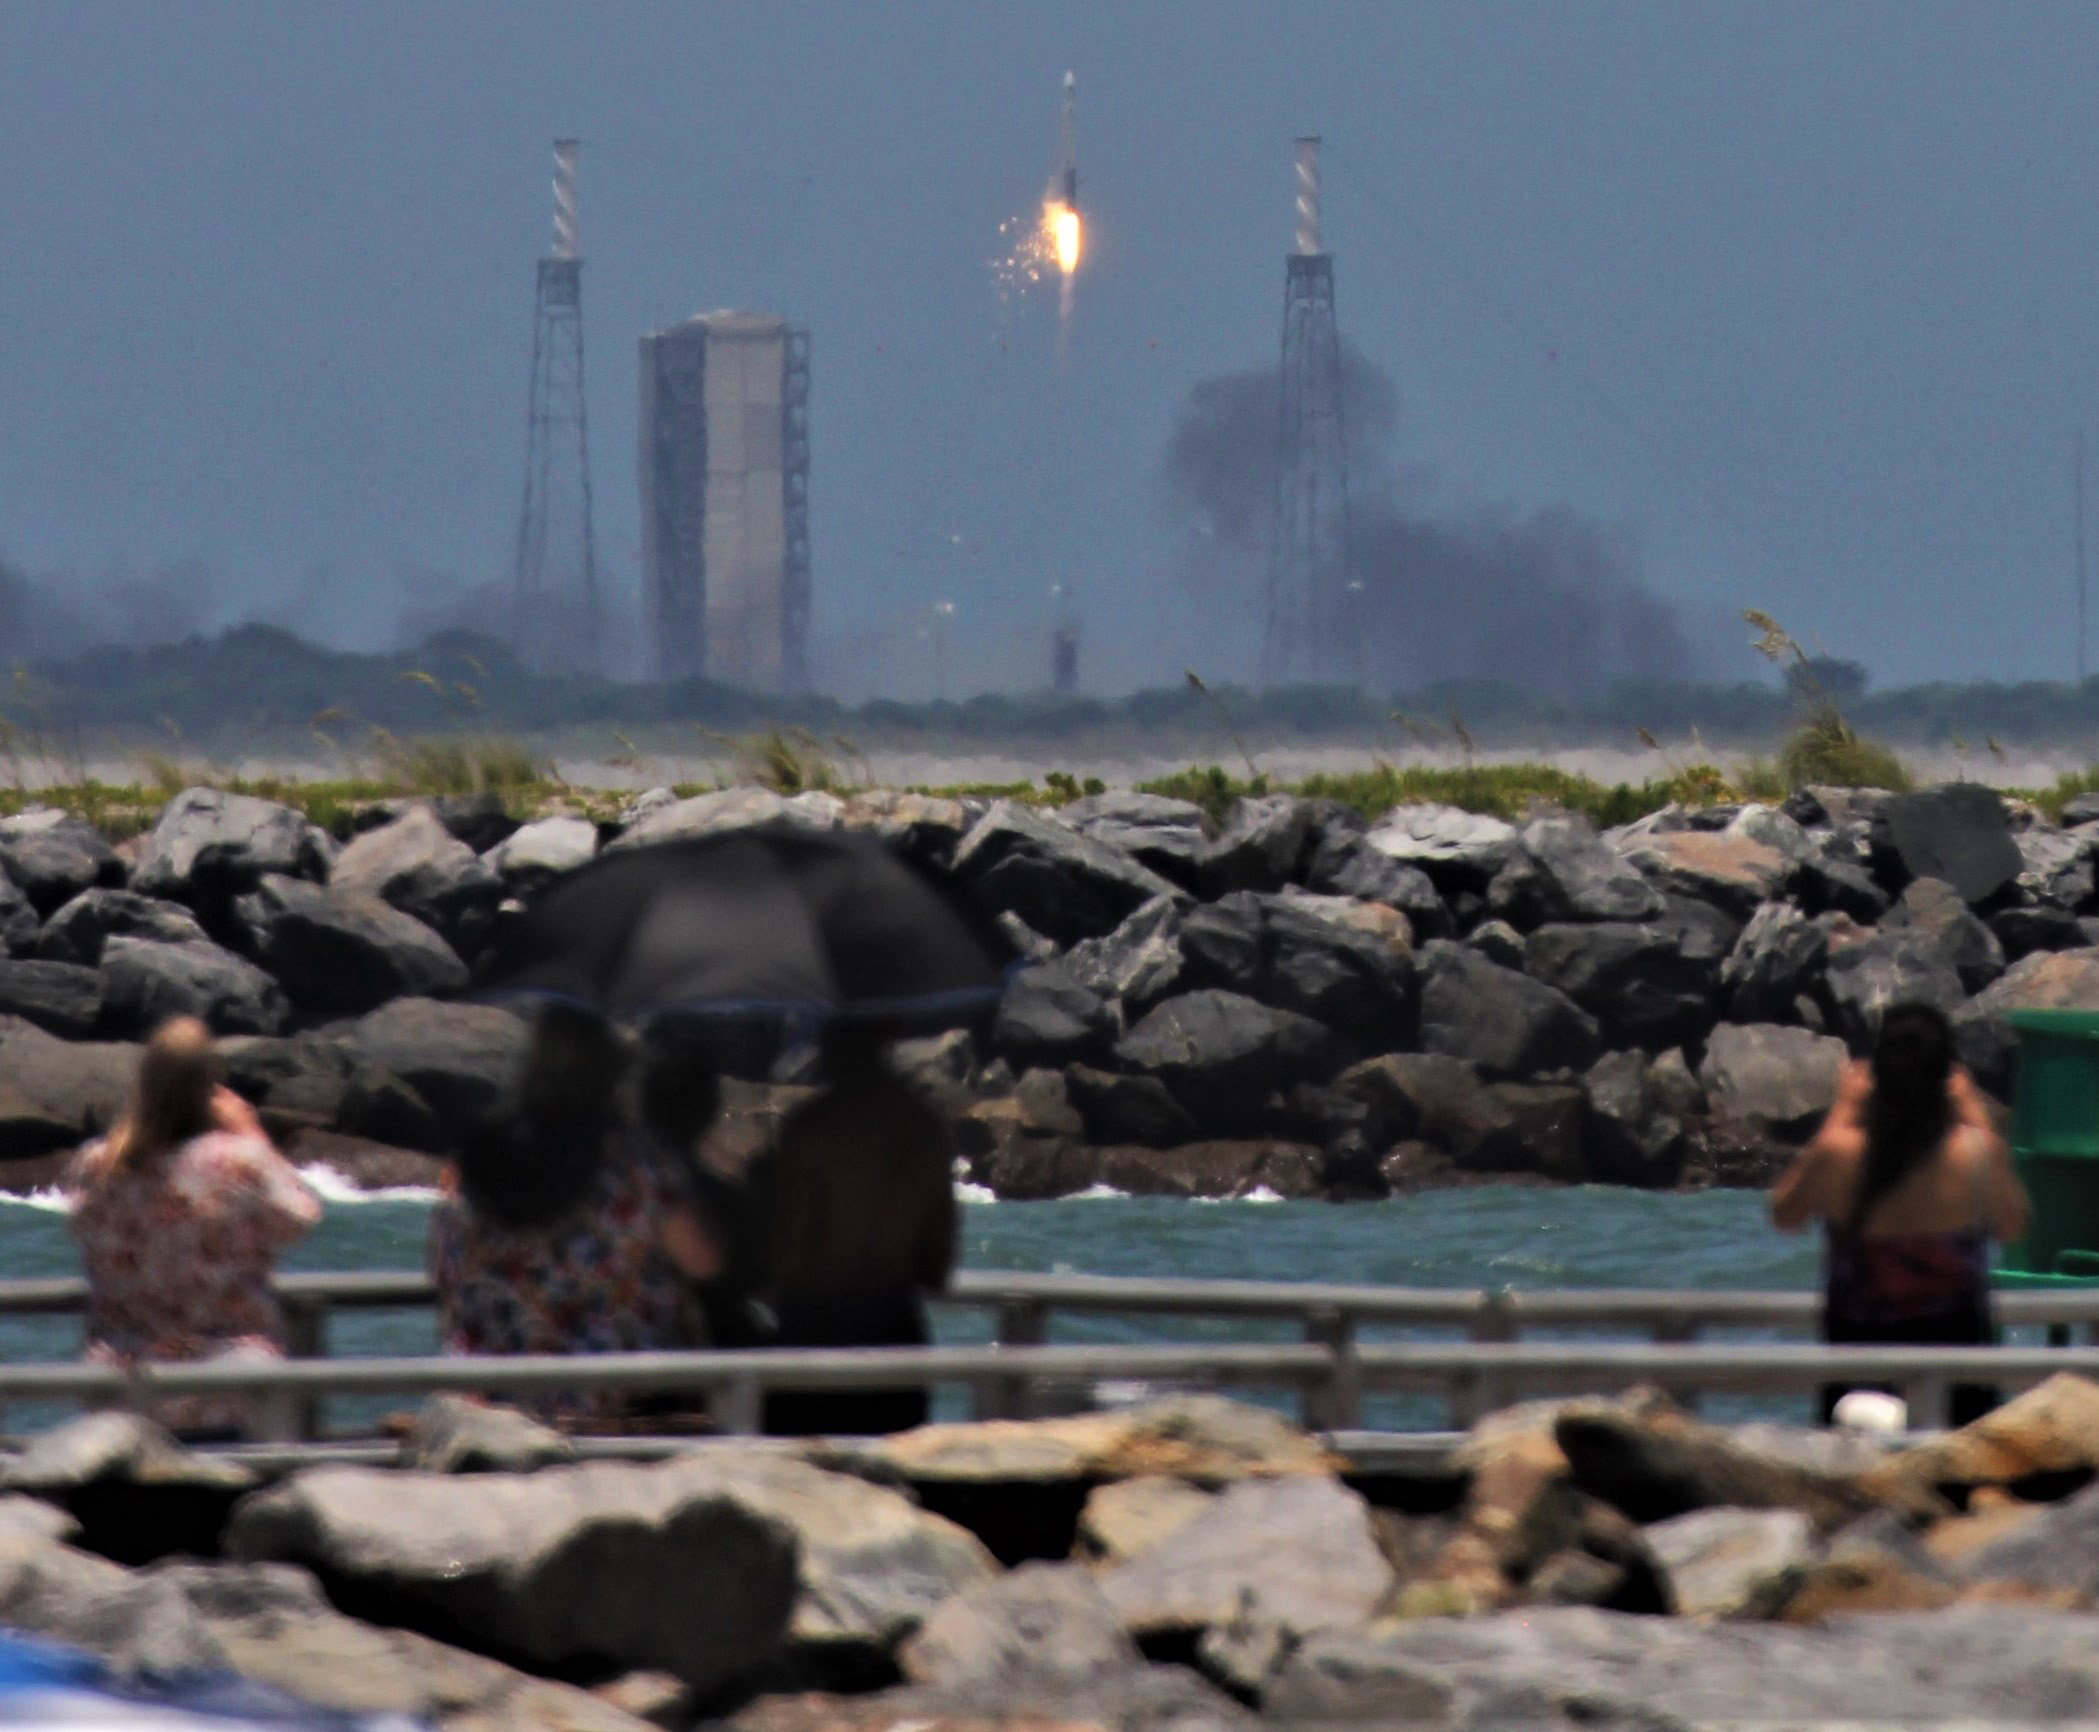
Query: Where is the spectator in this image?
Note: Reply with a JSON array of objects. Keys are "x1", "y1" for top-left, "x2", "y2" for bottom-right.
[
  {"x1": 66, "y1": 1017, "x2": 321, "y2": 1441},
  {"x1": 758, "y1": 1023, "x2": 956, "y2": 1436},
  {"x1": 1771, "y1": 1002, "x2": 2028, "y2": 1426},
  {"x1": 430, "y1": 1004, "x2": 719, "y2": 1423}
]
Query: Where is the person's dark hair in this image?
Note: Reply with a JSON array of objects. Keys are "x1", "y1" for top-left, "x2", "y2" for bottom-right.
[
  {"x1": 819, "y1": 1020, "x2": 889, "y2": 1086},
  {"x1": 458, "y1": 1003, "x2": 627, "y2": 1230},
  {"x1": 1850, "y1": 1003, "x2": 1957, "y2": 1231},
  {"x1": 640, "y1": 1041, "x2": 721, "y2": 1157}
]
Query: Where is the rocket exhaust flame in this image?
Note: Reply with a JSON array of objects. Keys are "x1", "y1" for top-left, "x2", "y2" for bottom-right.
[
  {"x1": 990, "y1": 72, "x2": 1083, "y2": 322},
  {"x1": 1049, "y1": 200, "x2": 1081, "y2": 275}
]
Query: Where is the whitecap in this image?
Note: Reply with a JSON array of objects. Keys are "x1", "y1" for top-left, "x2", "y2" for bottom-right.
[
  {"x1": 297, "y1": 1164, "x2": 441, "y2": 1206},
  {"x1": 0, "y1": 1186, "x2": 72, "y2": 1214},
  {"x1": 955, "y1": 1181, "x2": 998, "y2": 1205}
]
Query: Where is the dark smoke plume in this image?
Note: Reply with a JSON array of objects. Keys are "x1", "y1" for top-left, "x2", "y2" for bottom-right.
[
  {"x1": 0, "y1": 559, "x2": 220, "y2": 664},
  {"x1": 1161, "y1": 350, "x2": 1700, "y2": 694}
]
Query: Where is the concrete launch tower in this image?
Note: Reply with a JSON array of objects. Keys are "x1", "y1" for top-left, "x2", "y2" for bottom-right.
[
  {"x1": 639, "y1": 312, "x2": 811, "y2": 690},
  {"x1": 1263, "y1": 137, "x2": 1357, "y2": 686},
  {"x1": 512, "y1": 140, "x2": 602, "y2": 671}
]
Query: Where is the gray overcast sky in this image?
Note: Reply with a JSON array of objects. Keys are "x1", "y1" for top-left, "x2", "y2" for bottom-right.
[{"x1": 3, "y1": 1, "x2": 2097, "y2": 698}]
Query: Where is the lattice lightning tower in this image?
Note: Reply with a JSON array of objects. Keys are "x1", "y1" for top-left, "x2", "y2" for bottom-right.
[
  {"x1": 513, "y1": 138, "x2": 601, "y2": 671},
  {"x1": 1263, "y1": 136, "x2": 1357, "y2": 686}
]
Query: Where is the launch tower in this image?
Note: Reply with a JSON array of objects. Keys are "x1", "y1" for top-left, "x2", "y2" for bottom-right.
[
  {"x1": 1263, "y1": 137, "x2": 1356, "y2": 686},
  {"x1": 512, "y1": 139, "x2": 601, "y2": 671}
]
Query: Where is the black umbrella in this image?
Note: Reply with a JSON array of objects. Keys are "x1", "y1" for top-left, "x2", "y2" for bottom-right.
[{"x1": 475, "y1": 825, "x2": 1018, "y2": 1032}]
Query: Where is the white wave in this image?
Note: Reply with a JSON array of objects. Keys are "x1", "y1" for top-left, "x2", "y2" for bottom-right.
[
  {"x1": 297, "y1": 1164, "x2": 441, "y2": 1206},
  {"x1": 1068, "y1": 1183, "x2": 1132, "y2": 1200},
  {"x1": 1196, "y1": 1185, "x2": 1285, "y2": 1205},
  {"x1": 0, "y1": 1186, "x2": 72, "y2": 1214},
  {"x1": 955, "y1": 1181, "x2": 998, "y2": 1205}
]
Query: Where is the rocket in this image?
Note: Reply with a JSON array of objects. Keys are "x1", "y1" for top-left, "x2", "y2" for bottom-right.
[{"x1": 1057, "y1": 70, "x2": 1077, "y2": 209}]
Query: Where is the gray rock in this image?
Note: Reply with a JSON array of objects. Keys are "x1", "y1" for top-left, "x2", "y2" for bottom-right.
[
  {"x1": 1643, "y1": 1506, "x2": 1814, "y2": 1618},
  {"x1": 1582, "y1": 1049, "x2": 1687, "y2": 1188},
  {"x1": 1794, "y1": 845, "x2": 1893, "y2": 921},
  {"x1": 839, "y1": 790, "x2": 971, "y2": 862},
  {"x1": 1062, "y1": 895, "x2": 1187, "y2": 1015},
  {"x1": 233, "y1": 874, "x2": 467, "y2": 1013},
  {"x1": 1957, "y1": 946, "x2": 2099, "y2": 1089},
  {"x1": 6, "y1": 1411, "x2": 255, "y2": 1566},
  {"x1": 1302, "y1": 816, "x2": 1447, "y2": 928},
  {"x1": 328, "y1": 996, "x2": 528, "y2": 1132},
  {"x1": 328, "y1": 803, "x2": 501, "y2": 946},
  {"x1": 1363, "y1": 803, "x2": 1518, "y2": 886},
  {"x1": 1096, "y1": 1476, "x2": 1396, "y2": 1644},
  {"x1": 611, "y1": 787, "x2": 840, "y2": 849},
  {"x1": 1065, "y1": 1065, "x2": 1200, "y2": 1147},
  {"x1": 992, "y1": 961, "x2": 1118, "y2": 1067},
  {"x1": 1698, "y1": 1022, "x2": 1846, "y2": 1136},
  {"x1": 1553, "y1": 1405, "x2": 1867, "y2": 1528},
  {"x1": 1521, "y1": 921, "x2": 1713, "y2": 1050},
  {"x1": 1059, "y1": 791, "x2": 1207, "y2": 881},
  {"x1": 131, "y1": 787, "x2": 331, "y2": 902},
  {"x1": 1881, "y1": 875, "x2": 2007, "y2": 992},
  {"x1": 1465, "y1": 917, "x2": 1527, "y2": 969},
  {"x1": 2065, "y1": 793, "x2": 2099, "y2": 826},
  {"x1": 0, "y1": 1017, "x2": 136, "y2": 1157},
  {"x1": 1824, "y1": 925, "x2": 1969, "y2": 1045},
  {"x1": 1488, "y1": 815, "x2": 1664, "y2": 928},
  {"x1": 1115, "y1": 989, "x2": 1338, "y2": 1126},
  {"x1": 1418, "y1": 941, "x2": 1601, "y2": 1078},
  {"x1": 32, "y1": 887, "x2": 207, "y2": 965},
  {"x1": 1616, "y1": 827, "x2": 1791, "y2": 918},
  {"x1": 0, "y1": 1539, "x2": 233, "y2": 1682},
  {"x1": 1883, "y1": 782, "x2": 2023, "y2": 904},
  {"x1": 0, "y1": 874, "x2": 36, "y2": 955},
  {"x1": 1991, "y1": 900, "x2": 2090, "y2": 963},
  {"x1": 2017, "y1": 825, "x2": 2099, "y2": 910},
  {"x1": 482, "y1": 813, "x2": 598, "y2": 892},
  {"x1": 955, "y1": 801, "x2": 1186, "y2": 944},
  {"x1": 1471, "y1": 1080, "x2": 1591, "y2": 1182},
  {"x1": 1720, "y1": 901, "x2": 1829, "y2": 1024},
  {"x1": 0, "y1": 958, "x2": 101, "y2": 1038},
  {"x1": 1259, "y1": 892, "x2": 1418, "y2": 1048},
  {"x1": 902, "y1": 1561, "x2": 1139, "y2": 1692},
  {"x1": 99, "y1": 935, "x2": 288, "y2": 1037},
  {"x1": 1270, "y1": 1604, "x2": 2099, "y2": 1729},
  {"x1": 0, "y1": 810, "x2": 121, "y2": 913},
  {"x1": 1076, "y1": 1477, "x2": 1219, "y2": 1566},
  {"x1": 398, "y1": 1395, "x2": 577, "y2": 1474},
  {"x1": 216, "y1": 1036, "x2": 357, "y2": 1131},
  {"x1": 1649, "y1": 1045, "x2": 1706, "y2": 1118},
  {"x1": 1725, "y1": 804, "x2": 1813, "y2": 863},
  {"x1": 994, "y1": 909, "x2": 1057, "y2": 964},
  {"x1": 1177, "y1": 891, "x2": 1266, "y2": 994},
  {"x1": 0, "y1": 1495, "x2": 77, "y2": 1546},
  {"x1": 1950, "y1": 1475, "x2": 2099, "y2": 1593},
  {"x1": 1196, "y1": 794, "x2": 1314, "y2": 895}
]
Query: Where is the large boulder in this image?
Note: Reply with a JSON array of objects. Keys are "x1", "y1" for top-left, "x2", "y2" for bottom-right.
[
  {"x1": 1058, "y1": 791, "x2": 1207, "y2": 883},
  {"x1": 611, "y1": 788, "x2": 840, "y2": 850},
  {"x1": 1417, "y1": 942, "x2": 1601, "y2": 1078},
  {"x1": 0, "y1": 958, "x2": 101, "y2": 1039},
  {"x1": 2016, "y1": 825, "x2": 2098, "y2": 911},
  {"x1": 1064, "y1": 1065, "x2": 1200, "y2": 1147},
  {"x1": 0, "y1": 1017, "x2": 136, "y2": 1157},
  {"x1": 1094, "y1": 1476, "x2": 1396, "y2": 1646},
  {"x1": 1553, "y1": 1405, "x2": 1871, "y2": 1529},
  {"x1": 1822, "y1": 927, "x2": 1968, "y2": 1046},
  {"x1": 1521, "y1": 921, "x2": 1712, "y2": 1050},
  {"x1": 1300, "y1": 809, "x2": 1446, "y2": 928},
  {"x1": 1060, "y1": 896, "x2": 1187, "y2": 1017},
  {"x1": 1643, "y1": 1506, "x2": 1814, "y2": 1619},
  {"x1": 1956, "y1": 948, "x2": 2099, "y2": 1090},
  {"x1": 1114, "y1": 989, "x2": 1337, "y2": 1127},
  {"x1": 0, "y1": 809, "x2": 121, "y2": 913},
  {"x1": 1196, "y1": 795, "x2": 1314, "y2": 895},
  {"x1": 228, "y1": 1453, "x2": 993, "y2": 1681},
  {"x1": 328, "y1": 804, "x2": 501, "y2": 948},
  {"x1": 1258, "y1": 892, "x2": 1417, "y2": 1049},
  {"x1": 1698, "y1": 1023, "x2": 1846, "y2": 1137},
  {"x1": 233, "y1": 875, "x2": 467, "y2": 1014},
  {"x1": 991, "y1": 961, "x2": 1118, "y2": 1068},
  {"x1": 1582, "y1": 1049, "x2": 1687, "y2": 1188},
  {"x1": 0, "y1": 875, "x2": 36, "y2": 955},
  {"x1": 131, "y1": 788, "x2": 331, "y2": 903},
  {"x1": 1720, "y1": 901, "x2": 1829, "y2": 1024},
  {"x1": 956, "y1": 802, "x2": 1186, "y2": 945},
  {"x1": 1949, "y1": 1476, "x2": 2099, "y2": 1594},
  {"x1": 1861, "y1": 1373, "x2": 2099, "y2": 1504},
  {"x1": 1882, "y1": 783, "x2": 2022, "y2": 904},
  {"x1": 1095, "y1": 1139, "x2": 1323, "y2": 1199},
  {"x1": 327, "y1": 997, "x2": 528, "y2": 1133},
  {"x1": 1880, "y1": 876, "x2": 2006, "y2": 992},
  {"x1": 5, "y1": 1411, "x2": 255, "y2": 1565},
  {"x1": 1615, "y1": 828, "x2": 1790, "y2": 918},
  {"x1": 99, "y1": 935, "x2": 288, "y2": 1037},
  {"x1": 1362, "y1": 803, "x2": 1518, "y2": 889},
  {"x1": 31, "y1": 887, "x2": 207, "y2": 965},
  {"x1": 482, "y1": 813, "x2": 598, "y2": 893},
  {"x1": 1175, "y1": 891, "x2": 1266, "y2": 995},
  {"x1": 839, "y1": 790, "x2": 970, "y2": 863},
  {"x1": 1488, "y1": 816, "x2": 1664, "y2": 928}
]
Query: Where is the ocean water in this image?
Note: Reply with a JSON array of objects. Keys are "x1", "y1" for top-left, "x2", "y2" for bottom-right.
[{"x1": 0, "y1": 1180, "x2": 1836, "y2": 1432}]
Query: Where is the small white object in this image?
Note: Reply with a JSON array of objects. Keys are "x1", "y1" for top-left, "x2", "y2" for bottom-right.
[{"x1": 1833, "y1": 1389, "x2": 1908, "y2": 1434}]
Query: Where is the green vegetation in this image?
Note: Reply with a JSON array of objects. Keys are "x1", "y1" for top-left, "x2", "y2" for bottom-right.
[
  {"x1": 1137, "y1": 761, "x2": 1733, "y2": 828},
  {"x1": 1744, "y1": 609, "x2": 1913, "y2": 793}
]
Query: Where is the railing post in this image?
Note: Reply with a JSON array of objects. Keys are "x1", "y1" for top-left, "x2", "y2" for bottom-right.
[
  {"x1": 1302, "y1": 1307, "x2": 1359, "y2": 1432},
  {"x1": 983, "y1": 1299, "x2": 1049, "y2": 1421},
  {"x1": 1651, "y1": 1313, "x2": 1698, "y2": 1414},
  {"x1": 281, "y1": 1295, "x2": 328, "y2": 1442},
  {"x1": 716, "y1": 1374, "x2": 762, "y2": 1437}
]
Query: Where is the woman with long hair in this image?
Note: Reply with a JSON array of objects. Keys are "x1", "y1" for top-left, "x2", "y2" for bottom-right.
[
  {"x1": 65, "y1": 1016, "x2": 322, "y2": 1440},
  {"x1": 1772, "y1": 1002, "x2": 2028, "y2": 1425},
  {"x1": 429, "y1": 1004, "x2": 719, "y2": 1422}
]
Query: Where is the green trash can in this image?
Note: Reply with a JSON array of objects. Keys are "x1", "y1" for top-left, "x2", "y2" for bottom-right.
[{"x1": 1999, "y1": 1009, "x2": 2099, "y2": 1278}]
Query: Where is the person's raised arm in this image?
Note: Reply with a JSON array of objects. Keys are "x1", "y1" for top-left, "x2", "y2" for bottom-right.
[
  {"x1": 1772, "y1": 1061, "x2": 1868, "y2": 1231},
  {"x1": 659, "y1": 1203, "x2": 723, "y2": 1283}
]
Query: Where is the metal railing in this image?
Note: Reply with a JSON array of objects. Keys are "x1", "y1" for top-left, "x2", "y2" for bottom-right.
[{"x1": 3, "y1": 1271, "x2": 2098, "y2": 1441}]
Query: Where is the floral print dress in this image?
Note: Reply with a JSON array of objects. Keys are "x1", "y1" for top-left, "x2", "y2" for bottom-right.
[
  {"x1": 428, "y1": 1139, "x2": 695, "y2": 1418},
  {"x1": 65, "y1": 1130, "x2": 323, "y2": 1435}
]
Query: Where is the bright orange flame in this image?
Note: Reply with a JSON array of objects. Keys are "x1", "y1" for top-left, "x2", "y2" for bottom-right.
[{"x1": 1048, "y1": 201, "x2": 1081, "y2": 274}]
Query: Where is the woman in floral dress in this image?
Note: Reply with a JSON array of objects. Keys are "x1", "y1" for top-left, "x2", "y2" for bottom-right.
[
  {"x1": 66, "y1": 1016, "x2": 322, "y2": 1440},
  {"x1": 428, "y1": 1004, "x2": 719, "y2": 1422}
]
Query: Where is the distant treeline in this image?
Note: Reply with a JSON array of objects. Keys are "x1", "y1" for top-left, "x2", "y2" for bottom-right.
[{"x1": 11, "y1": 623, "x2": 2099, "y2": 749}]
